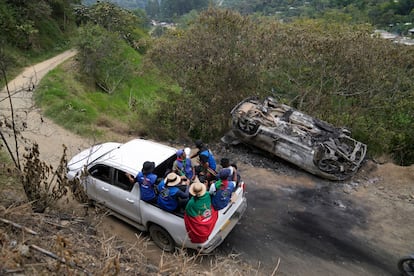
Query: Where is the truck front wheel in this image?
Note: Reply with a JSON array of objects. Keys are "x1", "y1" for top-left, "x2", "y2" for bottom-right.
[{"x1": 149, "y1": 224, "x2": 175, "y2": 252}]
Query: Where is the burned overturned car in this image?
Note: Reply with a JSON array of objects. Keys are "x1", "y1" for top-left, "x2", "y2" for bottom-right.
[{"x1": 222, "y1": 96, "x2": 367, "y2": 181}]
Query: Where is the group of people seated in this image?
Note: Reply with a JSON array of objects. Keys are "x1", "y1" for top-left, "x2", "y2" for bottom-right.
[{"x1": 126, "y1": 140, "x2": 240, "y2": 243}]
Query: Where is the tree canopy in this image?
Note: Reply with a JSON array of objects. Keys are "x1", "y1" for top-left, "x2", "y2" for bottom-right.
[{"x1": 0, "y1": 0, "x2": 80, "y2": 50}]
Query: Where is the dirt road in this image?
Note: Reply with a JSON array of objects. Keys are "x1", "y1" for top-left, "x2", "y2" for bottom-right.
[
  {"x1": 0, "y1": 49, "x2": 91, "y2": 166},
  {"x1": 226, "y1": 163, "x2": 413, "y2": 275},
  {"x1": 1, "y1": 51, "x2": 414, "y2": 276}
]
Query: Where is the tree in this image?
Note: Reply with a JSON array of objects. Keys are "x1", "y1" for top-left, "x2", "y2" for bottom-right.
[
  {"x1": 146, "y1": 0, "x2": 160, "y2": 18},
  {"x1": 75, "y1": 23, "x2": 135, "y2": 94},
  {"x1": 148, "y1": 8, "x2": 414, "y2": 164},
  {"x1": 74, "y1": 2, "x2": 148, "y2": 52},
  {"x1": 1, "y1": 0, "x2": 79, "y2": 50},
  {"x1": 149, "y1": 8, "x2": 267, "y2": 140},
  {"x1": 160, "y1": 0, "x2": 209, "y2": 21}
]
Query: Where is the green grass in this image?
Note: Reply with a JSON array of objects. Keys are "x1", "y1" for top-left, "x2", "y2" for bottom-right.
[
  {"x1": 35, "y1": 49, "x2": 177, "y2": 139},
  {"x1": 1, "y1": 42, "x2": 73, "y2": 89}
]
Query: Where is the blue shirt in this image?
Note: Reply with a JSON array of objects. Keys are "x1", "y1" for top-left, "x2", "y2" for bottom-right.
[
  {"x1": 209, "y1": 180, "x2": 235, "y2": 210},
  {"x1": 174, "y1": 158, "x2": 193, "y2": 179},
  {"x1": 199, "y1": 149, "x2": 217, "y2": 171},
  {"x1": 135, "y1": 172, "x2": 157, "y2": 202},
  {"x1": 157, "y1": 180, "x2": 189, "y2": 212}
]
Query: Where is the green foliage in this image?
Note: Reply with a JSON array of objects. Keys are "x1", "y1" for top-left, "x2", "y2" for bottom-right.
[
  {"x1": 35, "y1": 46, "x2": 174, "y2": 139},
  {"x1": 146, "y1": 0, "x2": 160, "y2": 19},
  {"x1": 35, "y1": 66, "x2": 102, "y2": 137},
  {"x1": 75, "y1": 23, "x2": 137, "y2": 94},
  {"x1": 159, "y1": 0, "x2": 210, "y2": 21},
  {"x1": 0, "y1": 0, "x2": 78, "y2": 50},
  {"x1": 148, "y1": 8, "x2": 414, "y2": 164},
  {"x1": 83, "y1": 0, "x2": 147, "y2": 10},
  {"x1": 149, "y1": 8, "x2": 266, "y2": 140},
  {"x1": 74, "y1": 2, "x2": 149, "y2": 53},
  {"x1": 223, "y1": 0, "x2": 413, "y2": 34}
]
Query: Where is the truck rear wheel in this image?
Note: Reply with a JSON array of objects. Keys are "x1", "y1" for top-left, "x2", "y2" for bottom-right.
[{"x1": 149, "y1": 224, "x2": 175, "y2": 252}]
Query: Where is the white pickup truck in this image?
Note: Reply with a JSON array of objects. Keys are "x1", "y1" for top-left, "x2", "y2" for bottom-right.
[{"x1": 67, "y1": 138, "x2": 247, "y2": 253}]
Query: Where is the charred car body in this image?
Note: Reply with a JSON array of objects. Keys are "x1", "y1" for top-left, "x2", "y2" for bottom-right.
[{"x1": 222, "y1": 96, "x2": 367, "y2": 181}]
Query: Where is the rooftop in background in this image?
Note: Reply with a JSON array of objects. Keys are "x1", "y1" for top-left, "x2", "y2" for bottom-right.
[{"x1": 373, "y1": 29, "x2": 414, "y2": 46}]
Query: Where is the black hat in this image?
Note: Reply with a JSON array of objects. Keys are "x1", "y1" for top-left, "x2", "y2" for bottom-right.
[
  {"x1": 195, "y1": 139, "x2": 204, "y2": 149},
  {"x1": 220, "y1": 158, "x2": 230, "y2": 167},
  {"x1": 199, "y1": 154, "x2": 209, "y2": 164},
  {"x1": 142, "y1": 161, "x2": 155, "y2": 174}
]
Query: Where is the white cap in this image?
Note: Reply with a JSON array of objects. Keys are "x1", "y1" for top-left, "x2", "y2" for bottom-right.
[{"x1": 184, "y1": 147, "x2": 191, "y2": 157}]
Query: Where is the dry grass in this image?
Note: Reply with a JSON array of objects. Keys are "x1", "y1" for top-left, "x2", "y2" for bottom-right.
[
  {"x1": 0, "y1": 164, "x2": 265, "y2": 275},
  {"x1": 0, "y1": 200, "x2": 263, "y2": 275}
]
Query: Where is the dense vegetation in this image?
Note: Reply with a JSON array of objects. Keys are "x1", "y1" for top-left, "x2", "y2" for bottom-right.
[
  {"x1": 2, "y1": 1, "x2": 414, "y2": 165},
  {"x1": 0, "y1": 0, "x2": 81, "y2": 88},
  {"x1": 223, "y1": 0, "x2": 414, "y2": 34},
  {"x1": 83, "y1": 0, "x2": 147, "y2": 10},
  {"x1": 147, "y1": 9, "x2": 414, "y2": 165},
  {"x1": 34, "y1": 2, "x2": 176, "y2": 138},
  {"x1": 95, "y1": 0, "x2": 414, "y2": 35}
]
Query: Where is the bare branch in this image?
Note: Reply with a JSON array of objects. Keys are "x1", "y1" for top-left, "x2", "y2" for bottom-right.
[
  {"x1": 30, "y1": 244, "x2": 92, "y2": 276},
  {"x1": 0, "y1": 217, "x2": 38, "y2": 235}
]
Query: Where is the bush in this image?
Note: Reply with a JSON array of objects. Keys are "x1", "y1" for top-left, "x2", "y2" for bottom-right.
[
  {"x1": 75, "y1": 24, "x2": 135, "y2": 94},
  {"x1": 21, "y1": 144, "x2": 70, "y2": 212},
  {"x1": 148, "y1": 8, "x2": 414, "y2": 164}
]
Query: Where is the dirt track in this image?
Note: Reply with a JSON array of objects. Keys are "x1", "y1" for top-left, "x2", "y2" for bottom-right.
[
  {"x1": 0, "y1": 49, "x2": 92, "y2": 166},
  {"x1": 206, "y1": 142, "x2": 414, "y2": 275},
  {"x1": 1, "y1": 51, "x2": 414, "y2": 276}
]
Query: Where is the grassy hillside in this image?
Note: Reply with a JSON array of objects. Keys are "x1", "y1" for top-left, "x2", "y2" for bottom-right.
[
  {"x1": 35, "y1": 45, "x2": 178, "y2": 139},
  {"x1": 29, "y1": 6, "x2": 414, "y2": 166}
]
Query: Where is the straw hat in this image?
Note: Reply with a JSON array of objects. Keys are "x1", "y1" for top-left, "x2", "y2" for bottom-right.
[
  {"x1": 189, "y1": 181, "x2": 207, "y2": 197},
  {"x1": 165, "y1": 172, "x2": 181, "y2": 187}
]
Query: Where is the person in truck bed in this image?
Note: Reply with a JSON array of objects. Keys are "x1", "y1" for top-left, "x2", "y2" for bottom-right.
[
  {"x1": 126, "y1": 161, "x2": 157, "y2": 203},
  {"x1": 172, "y1": 149, "x2": 195, "y2": 183},
  {"x1": 184, "y1": 181, "x2": 218, "y2": 243},
  {"x1": 209, "y1": 168, "x2": 235, "y2": 211},
  {"x1": 157, "y1": 172, "x2": 190, "y2": 212}
]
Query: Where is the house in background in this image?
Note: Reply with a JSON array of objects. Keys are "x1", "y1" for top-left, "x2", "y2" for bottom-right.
[{"x1": 373, "y1": 29, "x2": 414, "y2": 46}]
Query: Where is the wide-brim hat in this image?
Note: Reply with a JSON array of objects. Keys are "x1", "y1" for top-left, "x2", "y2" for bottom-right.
[
  {"x1": 142, "y1": 161, "x2": 155, "y2": 174},
  {"x1": 165, "y1": 172, "x2": 181, "y2": 186},
  {"x1": 189, "y1": 181, "x2": 207, "y2": 197}
]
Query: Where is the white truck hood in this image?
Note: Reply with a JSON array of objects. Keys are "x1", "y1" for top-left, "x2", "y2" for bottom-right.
[{"x1": 67, "y1": 142, "x2": 121, "y2": 179}]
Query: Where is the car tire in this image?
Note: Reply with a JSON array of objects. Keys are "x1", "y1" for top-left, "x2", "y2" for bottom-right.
[
  {"x1": 149, "y1": 224, "x2": 175, "y2": 252},
  {"x1": 398, "y1": 256, "x2": 414, "y2": 276}
]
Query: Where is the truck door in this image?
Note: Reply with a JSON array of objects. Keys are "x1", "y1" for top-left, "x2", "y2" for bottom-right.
[
  {"x1": 108, "y1": 169, "x2": 142, "y2": 224},
  {"x1": 88, "y1": 164, "x2": 113, "y2": 205}
]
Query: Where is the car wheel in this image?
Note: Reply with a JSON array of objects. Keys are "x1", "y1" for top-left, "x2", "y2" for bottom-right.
[
  {"x1": 318, "y1": 158, "x2": 340, "y2": 173},
  {"x1": 237, "y1": 118, "x2": 258, "y2": 135},
  {"x1": 149, "y1": 224, "x2": 175, "y2": 252},
  {"x1": 398, "y1": 256, "x2": 414, "y2": 276}
]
